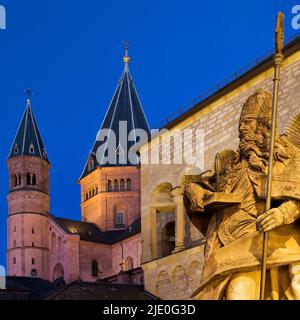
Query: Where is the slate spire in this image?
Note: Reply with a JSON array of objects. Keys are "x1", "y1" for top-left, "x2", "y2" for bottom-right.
[
  {"x1": 8, "y1": 92, "x2": 49, "y2": 163},
  {"x1": 80, "y1": 48, "x2": 150, "y2": 179}
]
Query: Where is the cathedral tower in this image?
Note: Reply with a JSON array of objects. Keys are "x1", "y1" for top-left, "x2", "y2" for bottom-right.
[
  {"x1": 79, "y1": 48, "x2": 150, "y2": 231},
  {"x1": 7, "y1": 94, "x2": 50, "y2": 279}
]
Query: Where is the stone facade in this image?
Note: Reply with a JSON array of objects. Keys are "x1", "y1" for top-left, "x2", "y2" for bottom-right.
[
  {"x1": 7, "y1": 156, "x2": 142, "y2": 284},
  {"x1": 141, "y1": 44, "x2": 300, "y2": 299},
  {"x1": 7, "y1": 125, "x2": 143, "y2": 285},
  {"x1": 80, "y1": 166, "x2": 140, "y2": 231}
]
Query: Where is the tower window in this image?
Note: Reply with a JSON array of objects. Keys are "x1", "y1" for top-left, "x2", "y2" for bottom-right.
[
  {"x1": 14, "y1": 174, "x2": 18, "y2": 187},
  {"x1": 32, "y1": 258, "x2": 35, "y2": 265},
  {"x1": 96, "y1": 186, "x2": 98, "y2": 194},
  {"x1": 91, "y1": 260, "x2": 98, "y2": 277},
  {"x1": 18, "y1": 173, "x2": 21, "y2": 186},
  {"x1": 126, "y1": 179, "x2": 132, "y2": 191},
  {"x1": 27, "y1": 173, "x2": 31, "y2": 185},
  {"x1": 120, "y1": 179, "x2": 125, "y2": 191},
  {"x1": 29, "y1": 143, "x2": 35, "y2": 154},
  {"x1": 116, "y1": 212, "x2": 124, "y2": 225},
  {"x1": 114, "y1": 179, "x2": 119, "y2": 191},
  {"x1": 32, "y1": 242, "x2": 35, "y2": 247},
  {"x1": 13, "y1": 144, "x2": 19, "y2": 155},
  {"x1": 107, "y1": 180, "x2": 112, "y2": 192},
  {"x1": 88, "y1": 156, "x2": 94, "y2": 171},
  {"x1": 32, "y1": 174, "x2": 36, "y2": 186},
  {"x1": 13, "y1": 257, "x2": 16, "y2": 264},
  {"x1": 32, "y1": 228, "x2": 35, "y2": 234}
]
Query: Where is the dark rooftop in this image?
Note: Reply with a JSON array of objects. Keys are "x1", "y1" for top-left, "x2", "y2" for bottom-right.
[
  {"x1": 48, "y1": 280, "x2": 158, "y2": 300},
  {"x1": 53, "y1": 216, "x2": 141, "y2": 244},
  {"x1": 2, "y1": 276, "x2": 61, "y2": 300}
]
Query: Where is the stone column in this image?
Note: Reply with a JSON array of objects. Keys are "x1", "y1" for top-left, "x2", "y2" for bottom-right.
[
  {"x1": 150, "y1": 207, "x2": 158, "y2": 259},
  {"x1": 172, "y1": 187, "x2": 186, "y2": 253}
]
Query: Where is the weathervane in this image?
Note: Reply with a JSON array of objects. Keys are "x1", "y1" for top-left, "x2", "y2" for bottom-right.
[
  {"x1": 24, "y1": 88, "x2": 33, "y2": 101},
  {"x1": 122, "y1": 40, "x2": 130, "y2": 64}
]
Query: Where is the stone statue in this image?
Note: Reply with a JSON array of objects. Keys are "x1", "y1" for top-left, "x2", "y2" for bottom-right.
[{"x1": 184, "y1": 89, "x2": 300, "y2": 300}]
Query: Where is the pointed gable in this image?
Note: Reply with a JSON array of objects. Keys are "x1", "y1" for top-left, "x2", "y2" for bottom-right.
[
  {"x1": 80, "y1": 54, "x2": 150, "y2": 179},
  {"x1": 8, "y1": 99, "x2": 49, "y2": 163}
]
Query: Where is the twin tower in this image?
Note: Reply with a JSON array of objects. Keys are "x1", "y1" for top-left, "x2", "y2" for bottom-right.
[{"x1": 6, "y1": 52, "x2": 150, "y2": 281}]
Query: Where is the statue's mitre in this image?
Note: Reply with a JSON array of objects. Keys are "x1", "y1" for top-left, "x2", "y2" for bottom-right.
[{"x1": 239, "y1": 89, "x2": 272, "y2": 125}]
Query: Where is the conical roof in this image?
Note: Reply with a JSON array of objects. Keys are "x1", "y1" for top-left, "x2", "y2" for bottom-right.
[
  {"x1": 80, "y1": 52, "x2": 150, "y2": 179},
  {"x1": 8, "y1": 98, "x2": 49, "y2": 163}
]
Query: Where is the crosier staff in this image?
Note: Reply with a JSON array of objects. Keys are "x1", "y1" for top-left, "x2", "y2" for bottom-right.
[{"x1": 259, "y1": 12, "x2": 285, "y2": 300}]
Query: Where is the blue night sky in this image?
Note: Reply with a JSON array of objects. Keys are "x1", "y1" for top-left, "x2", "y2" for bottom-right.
[{"x1": 0, "y1": 0, "x2": 297, "y2": 267}]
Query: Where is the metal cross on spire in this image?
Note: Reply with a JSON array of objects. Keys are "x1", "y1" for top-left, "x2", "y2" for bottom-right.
[
  {"x1": 24, "y1": 88, "x2": 33, "y2": 102},
  {"x1": 122, "y1": 40, "x2": 130, "y2": 64}
]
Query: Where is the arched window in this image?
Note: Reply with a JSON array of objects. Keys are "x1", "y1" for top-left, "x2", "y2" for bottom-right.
[
  {"x1": 29, "y1": 143, "x2": 35, "y2": 154},
  {"x1": 32, "y1": 174, "x2": 36, "y2": 186},
  {"x1": 92, "y1": 189, "x2": 95, "y2": 196},
  {"x1": 27, "y1": 173, "x2": 31, "y2": 185},
  {"x1": 13, "y1": 257, "x2": 16, "y2": 264},
  {"x1": 96, "y1": 186, "x2": 98, "y2": 194},
  {"x1": 51, "y1": 233, "x2": 57, "y2": 249},
  {"x1": 53, "y1": 263, "x2": 64, "y2": 281},
  {"x1": 89, "y1": 190, "x2": 91, "y2": 198},
  {"x1": 13, "y1": 144, "x2": 19, "y2": 155},
  {"x1": 161, "y1": 221, "x2": 176, "y2": 258},
  {"x1": 114, "y1": 179, "x2": 119, "y2": 191},
  {"x1": 14, "y1": 174, "x2": 18, "y2": 187},
  {"x1": 32, "y1": 258, "x2": 35, "y2": 265},
  {"x1": 120, "y1": 179, "x2": 125, "y2": 191},
  {"x1": 85, "y1": 193, "x2": 88, "y2": 200},
  {"x1": 88, "y1": 157, "x2": 94, "y2": 171},
  {"x1": 57, "y1": 237, "x2": 62, "y2": 251},
  {"x1": 125, "y1": 257, "x2": 134, "y2": 271},
  {"x1": 116, "y1": 212, "x2": 124, "y2": 225},
  {"x1": 107, "y1": 180, "x2": 112, "y2": 192},
  {"x1": 91, "y1": 260, "x2": 98, "y2": 277},
  {"x1": 18, "y1": 173, "x2": 21, "y2": 186},
  {"x1": 126, "y1": 179, "x2": 132, "y2": 191}
]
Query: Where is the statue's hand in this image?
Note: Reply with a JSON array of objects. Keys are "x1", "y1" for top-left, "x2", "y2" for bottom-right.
[
  {"x1": 256, "y1": 208, "x2": 284, "y2": 232},
  {"x1": 185, "y1": 183, "x2": 210, "y2": 212}
]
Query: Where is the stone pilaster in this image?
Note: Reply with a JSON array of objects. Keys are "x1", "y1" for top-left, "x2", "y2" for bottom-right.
[{"x1": 172, "y1": 187, "x2": 186, "y2": 253}]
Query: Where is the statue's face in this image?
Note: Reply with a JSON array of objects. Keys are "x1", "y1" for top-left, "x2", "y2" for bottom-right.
[{"x1": 239, "y1": 117, "x2": 257, "y2": 140}]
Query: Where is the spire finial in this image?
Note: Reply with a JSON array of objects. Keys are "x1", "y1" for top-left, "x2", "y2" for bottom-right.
[
  {"x1": 24, "y1": 88, "x2": 33, "y2": 104},
  {"x1": 123, "y1": 40, "x2": 130, "y2": 64}
]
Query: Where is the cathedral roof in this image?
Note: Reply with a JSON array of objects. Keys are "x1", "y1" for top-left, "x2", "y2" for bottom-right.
[
  {"x1": 8, "y1": 96, "x2": 49, "y2": 163},
  {"x1": 53, "y1": 216, "x2": 141, "y2": 244},
  {"x1": 80, "y1": 50, "x2": 150, "y2": 179}
]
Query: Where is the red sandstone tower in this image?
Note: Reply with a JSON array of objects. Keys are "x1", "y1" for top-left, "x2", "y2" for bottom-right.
[
  {"x1": 79, "y1": 48, "x2": 150, "y2": 233},
  {"x1": 7, "y1": 95, "x2": 50, "y2": 279}
]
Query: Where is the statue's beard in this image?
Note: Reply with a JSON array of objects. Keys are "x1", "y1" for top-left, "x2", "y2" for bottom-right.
[{"x1": 238, "y1": 129, "x2": 290, "y2": 173}]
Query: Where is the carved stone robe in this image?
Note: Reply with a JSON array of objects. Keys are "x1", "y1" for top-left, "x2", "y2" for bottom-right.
[{"x1": 188, "y1": 139, "x2": 300, "y2": 300}]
